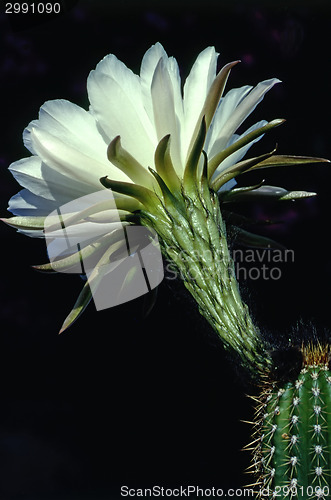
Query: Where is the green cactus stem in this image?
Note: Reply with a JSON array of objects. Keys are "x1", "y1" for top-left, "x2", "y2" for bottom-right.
[
  {"x1": 249, "y1": 343, "x2": 331, "y2": 500},
  {"x1": 137, "y1": 170, "x2": 271, "y2": 376}
]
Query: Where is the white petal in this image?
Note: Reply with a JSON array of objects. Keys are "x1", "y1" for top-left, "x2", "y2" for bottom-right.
[
  {"x1": 14, "y1": 228, "x2": 45, "y2": 238},
  {"x1": 8, "y1": 189, "x2": 60, "y2": 216},
  {"x1": 205, "y1": 85, "x2": 253, "y2": 152},
  {"x1": 182, "y1": 47, "x2": 218, "y2": 159},
  {"x1": 140, "y1": 43, "x2": 183, "y2": 122},
  {"x1": 9, "y1": 156, "x2": 92, "y2": 203},
  {"x1": 87, "y1": 54, "x2": 156, "y2": 168},
  {"x1": 140, "y1": 43, "x2": 185, "y2": 168},
  {"x1": 140, "y1": 43, "x2": 167, "y2": 119},
  {"x1": 151, "y1": 58, "x2": 182, "y2": 172},
  {"x1": 23, "y1": 100, "x2": 110, "y2": 165},
  {"x1": 212, "y1": 78, "x2": 281, "y2": 150},
  {"x1": 22, "y1": 99, "x2": 130, "y2": 189},
  {"x1": 164, "y1": 55, "x2": 183, "y2": 122},
  {"x1": 29, "y1": 127, "x2": 129, "y2": 187}
]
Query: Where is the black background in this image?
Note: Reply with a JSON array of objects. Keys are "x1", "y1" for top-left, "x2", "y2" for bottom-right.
[{"x1": 0, "y1": 1, "x2": 331, "y2": 498}]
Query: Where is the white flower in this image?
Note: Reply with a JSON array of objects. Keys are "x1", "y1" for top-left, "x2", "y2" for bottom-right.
[
  {"x1": 4, "y1": 43, "x2": 325, "y2": 333},
  {"x1": 6, "y1": 42, "x2": 281, "y2": 236}
]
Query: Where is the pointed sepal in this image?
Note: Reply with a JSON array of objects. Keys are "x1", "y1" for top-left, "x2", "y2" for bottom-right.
[
  {"x1": 208, "y1": 119, "x2": 285, "y2": 181},
  {"x1": 222, "y1": 184, "x2": 316, "y2": 203},
  {"x1": 100, "y1": 176, "x2": 159, "y2": 212},
  {"x1": 202, "y1": 60, "x2": 241, "y2": 129},
  {"x1": 154, "y1": 134, "x2": 181, "y2": 192},
  {"x1": 32, "y1": 233, "x2": 114, "y2": 273},
  {"x1": 183, "y1": 116, "x2": 206, "y2": 194},
  {"x1": 148, "y1": 167, "x2": 185, "y2": 216},
  {"x1": 107, "y1": 135, "x2": 155, "y2": 189},
  {"x1": 59, "y1": 280, "x2": 92, "y2": 333},
  {"x1": 250, "y1": 154, "x2": 330, "y2": 169},
  {"x1": 211, "y1": 149, "x2": 276, "y2": 192},
  {"x1": 1, "y1": 216, "x2": 46, "y2": 231}
]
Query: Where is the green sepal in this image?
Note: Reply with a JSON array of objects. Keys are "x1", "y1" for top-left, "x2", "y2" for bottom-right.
[
  {"x1": 100, "y1": 176, "x2": 159, "y2": 213},
  {"x1": 183, "y1": 116, "x2": 206, "y2": 194},
  {"x1": 199, "y1": 151, "x2": 214, "y2": 212},
  {"x1": 279, "y1": 190, "x2": 317, "y2": 200},
  {"x1": 222, "y1": 184, "x2": 316, "y2": 203},
  {"x1": 211, "y1": 150, "x2": 276, "y2": 193},
  {"x1": 252, "y1": 154, "x2": 330, "y2": 169},
  {"x1": 45, "y1": 201, "x2": 129, "y2": 235},
  {"x1": 148, "y1": 167, "x2": 186, "y2": 218},
  {"x1": 219, "y1": 180, "x2": 265, "y2": 202},
  {"x1": 107, "y1": 135, "x2": 156, "y2": 189},
  {"x1": 1, "y1": 216, "x2": 46, "y2": 231},
  {"x1": 202, "y1": 60, "x2": 241, "y2": 129},
  {"x1": 59, "y1": 238, "x2": 129, "y2": 333},
  {"x1": 1, "y1": 205, "x2": 139, "y2": 236},
  {"x1": 154, "y1": 134, "x2": 181, "y2": 192},
  {"x1": 208, "y1": 119, "x2": 285, "y2": 181},
  {"x1": 200, "y1": 150, "x2": 209, "y2": 186},
  {"x1": 113, "y1": 195, "x2": 142, "y2": 212},
  {"x1": 212, "y1": 152, "x2": 328, "y2": 194},
  {"x1": 59, "y1": 280, "x2": 93, "y2": 333},
  {"x1": 32, "y1": 232, "x2": 121, "y2": 273},
  {"x1": 215, "y1": 152, "x2": 329, "y2": 195}
]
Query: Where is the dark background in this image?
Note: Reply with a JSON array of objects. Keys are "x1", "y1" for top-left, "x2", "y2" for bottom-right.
[{"x1": 0, "y1": 1, "x2": 331, "y2": 498}]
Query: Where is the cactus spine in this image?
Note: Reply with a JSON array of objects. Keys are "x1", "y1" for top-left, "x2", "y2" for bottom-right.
[{"x1": 251, "y1": 344, "x2": 331, "y2": 499}]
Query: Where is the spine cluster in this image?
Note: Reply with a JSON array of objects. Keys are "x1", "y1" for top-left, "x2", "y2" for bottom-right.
[{"x1": 251, "y1": 346, "x2": 331, "y2": 499}]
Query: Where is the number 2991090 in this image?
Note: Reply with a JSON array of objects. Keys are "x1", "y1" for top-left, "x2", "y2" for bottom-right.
[{"x1": 5, "y1": 3, "x2": 61, "y2": 14}]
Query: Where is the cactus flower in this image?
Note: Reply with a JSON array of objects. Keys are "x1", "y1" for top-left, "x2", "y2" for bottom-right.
[
  {"x1": 5, "y1": 42, "x2": 291, "y2": 235},
  {"x1": 3, "y1": 43, "x2": 330, "y2": 499},
  {"x1": 3, "y1": 43, "x2": 325, "y2": 356}
]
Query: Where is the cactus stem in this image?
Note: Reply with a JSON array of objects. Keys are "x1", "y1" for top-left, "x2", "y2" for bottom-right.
[{"x1": 247, "y1": 343, "x2": 331, "y2": 499}]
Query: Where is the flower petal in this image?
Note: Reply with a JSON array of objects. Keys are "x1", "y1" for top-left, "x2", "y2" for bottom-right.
[
  {"x1": 205, "y1": 85, "x2": 253, "y2": 152},
  {"x1": 8, "y1": 189, "x2": 59, "y2": 216},
  {"x1": 140, "y1": 43, "x2": 183, "y2": 125},
  {"x1": 9, "y1": 156, "x2": 92, "y2": 202},
  {"x1": 21, "y1": 99, "x2": 131, "y2": 185},
  {"x1": 183, "y1": 47, "x2": 218, "y2": 158},
  {"x1": 151, "y1": 58, "x2": 182, "y2": 172},
  {"x1": 29, "y1": 127, "x2": 128, "y2": 187},
  {"x1": 211, "y1": 78, "x2": 281, "y2": 151},
  {"x1": 87, "y1": 54, "x2": 156, "y2": 168},
  {"x1": 23, "y1": 99, "x2": 110, "y2": 166}
]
